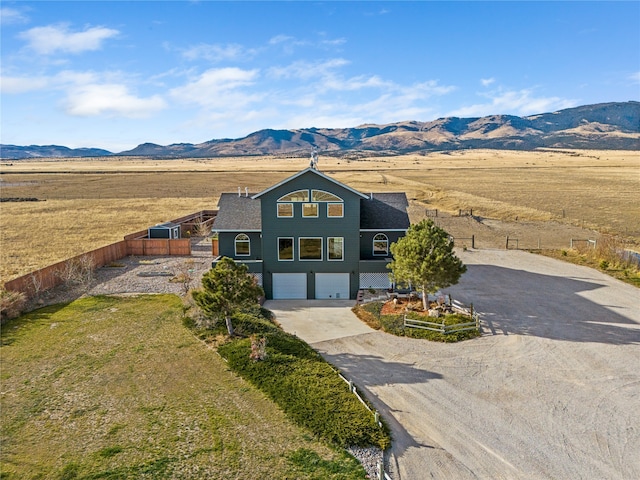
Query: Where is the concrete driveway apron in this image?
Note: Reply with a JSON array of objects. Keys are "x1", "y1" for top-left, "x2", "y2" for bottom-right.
[{"x1": 263, "y1": 299, "x2": 375, "y2": 344}]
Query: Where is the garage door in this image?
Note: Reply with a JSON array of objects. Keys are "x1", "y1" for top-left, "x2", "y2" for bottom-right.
[
  {"x1": 315, "y1": 273, "x2": 350, "y2": 299},
  {"x1": 272, "y1": 273, "x2": 307, "y2": 299}
]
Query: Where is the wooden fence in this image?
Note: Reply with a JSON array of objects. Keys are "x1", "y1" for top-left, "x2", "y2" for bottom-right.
[
  {"x1": 404, "y1": 301, "x2": 480, "y2": 334},
  {"x1": 4, "y1": 241, "x2": 128, "y2": 298},
  {"x1": 3, "y1": 210, "x2": 216, "y2": 298},
  {"x1": 333, "y1": 368, "x2": 391, "y2": 480}
]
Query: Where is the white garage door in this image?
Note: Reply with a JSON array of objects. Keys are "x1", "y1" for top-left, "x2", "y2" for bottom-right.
[
  {"x1": 272, "y1": 273, "x2": 307, "y2": 299},
  {"x1": 315, "y1": 273, "x2": 350, "y2": 299}
]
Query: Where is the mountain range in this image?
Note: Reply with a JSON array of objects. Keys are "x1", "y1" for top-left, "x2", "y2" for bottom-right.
[{"x1": 1, "y1": 101, "x2": 638, "y2": 159}]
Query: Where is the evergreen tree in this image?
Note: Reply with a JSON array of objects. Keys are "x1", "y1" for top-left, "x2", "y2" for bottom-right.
[
  {"x1": 388, "y1": 219, "x2": 466, "y2": 310},
  {"x1": 192, "y1": 257, "x2": 264, "y2": 336}
]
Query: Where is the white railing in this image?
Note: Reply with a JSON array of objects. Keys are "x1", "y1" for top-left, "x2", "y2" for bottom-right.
[
  {"x1": 404, "y1": 300, "x2": 480, "y2": 334},
  {"x1": 333, "y1": 368, "x2": 392, "y2": 479}
]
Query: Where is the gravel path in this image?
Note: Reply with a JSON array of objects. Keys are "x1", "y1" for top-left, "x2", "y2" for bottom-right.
[{"x1": 313, "y1": 250, "x2": 640, "y2": 479}]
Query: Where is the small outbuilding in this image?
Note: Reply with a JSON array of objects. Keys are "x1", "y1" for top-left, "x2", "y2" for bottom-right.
[{"x1": 148, "y1": 222, "x2": 181, "y2": 239}]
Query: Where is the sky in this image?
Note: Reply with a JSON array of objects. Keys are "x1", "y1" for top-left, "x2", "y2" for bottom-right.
[{"x1": 1, "y1": 1, "x2": 639, "y2": 152}]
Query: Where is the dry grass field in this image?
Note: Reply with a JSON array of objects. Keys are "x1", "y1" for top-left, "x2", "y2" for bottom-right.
[{"x1": 1, "y1": 149, "x2": 638, "y2": 284}]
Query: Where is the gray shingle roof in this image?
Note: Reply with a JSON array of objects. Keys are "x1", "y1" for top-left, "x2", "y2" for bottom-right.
[
  {"x1": 212, "y1": 193, "x2": 261, "y2": 231},
  {"x1": 360, "y1": 193, "x2": 410, "y2": 230}
]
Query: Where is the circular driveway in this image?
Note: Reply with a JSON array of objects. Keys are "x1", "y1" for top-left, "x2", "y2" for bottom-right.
[{"x1": 269, "y1": 250, "x2": 640, "y2": 479}]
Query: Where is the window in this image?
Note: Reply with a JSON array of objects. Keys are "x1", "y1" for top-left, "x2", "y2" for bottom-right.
[
  {"x1": 312, "y1": 190, "x2": 342, "y2": 202},
  {"x1": 373, "y1": 233, "x2": 388, "y2": 256},
  {"x1": 278, "y1": 190, "x2": 309, "y2": 202},
  {"x1": 327, "y1": 203, "x2": 344, "y2": 217},
  {"x1": 278, "y1": 237, "x2": 294, "y2": 261},
  {"x1": 235, "y1": 234, "x2": 250, "y2": 256},
  {"x1": 277, "y1": 203, "x2": 293, "y2": 217},
  {"x1": 302, "y1": 203, "x2": 318, "y2": 217},
  {"x1": 299, "y1": 238, "x2": 322, "y2": 260},
  {"x1": 328, "y1": 237, "x2": 343, "y2": 261}
]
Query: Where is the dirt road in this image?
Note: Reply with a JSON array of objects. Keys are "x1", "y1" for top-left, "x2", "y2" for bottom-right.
[{"x1": 314, "y1": 250, "x2": 640, "y2": 479}]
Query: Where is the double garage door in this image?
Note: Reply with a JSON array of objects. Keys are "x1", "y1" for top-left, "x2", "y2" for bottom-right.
[{"x1": 272, "y1": 273, "x2": 349, "y2": 300}]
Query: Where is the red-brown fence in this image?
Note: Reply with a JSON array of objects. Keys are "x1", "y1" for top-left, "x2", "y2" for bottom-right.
[
  {"x1": 3, "y1": 210, "x2": 215, "y2": 298},
  {"x1": 3, "y1": 241, "x2": 128, "y2": 298},
  {"x1": 126, "y1": 239, "x2": 191, "y2": 256}
]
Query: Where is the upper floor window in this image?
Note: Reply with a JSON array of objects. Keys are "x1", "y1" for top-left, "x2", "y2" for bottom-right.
[
  {"x1": 302, "y1": 203, "x2": 318, "y2": 217},
  {"x1": 278, "y1": 190, "x2": 309, "y2": 202},
  {"x1": 235, "y1": 233, "x2": 250, "y2": 256},
  {"x1": 327, "y1": 203, "x2": 344, "y2": 217},
  {"x1": 277, "y1": 203, "x2": 293, "y2": 217},
  {"x1": 312, "y1": 190, "x2": 342, "y2": 202},
  {"x1": 373, "y1": 233, "x2": 388, "y2": 256}
]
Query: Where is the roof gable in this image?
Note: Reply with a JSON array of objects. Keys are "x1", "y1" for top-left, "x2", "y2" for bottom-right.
[{"x1": 252, "y1": 168, "x2": 369, "y2": 200}]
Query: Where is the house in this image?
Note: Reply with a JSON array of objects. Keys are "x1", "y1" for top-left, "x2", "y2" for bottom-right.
[{"x1": 211, "y1": 165, "x2": 409, "y2": 300}]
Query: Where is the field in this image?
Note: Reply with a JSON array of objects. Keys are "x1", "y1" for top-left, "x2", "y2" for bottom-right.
[
  {"x1": 1, "y1": 149, "x2": 638, "y2": 283},
  {"x1": 0, "y1": 295, "x2": 366, "y2": 479}
]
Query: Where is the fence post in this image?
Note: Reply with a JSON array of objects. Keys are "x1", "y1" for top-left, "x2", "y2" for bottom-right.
[
  {"x1": 506, "y1": 236, "x2": 509, "y2": 249},
  {"x1": 472, "y1": 235, "x2": 475, "y2": 249},
  {"x1": 377, "y1": 461, "x2": 384, "y2": 480}
]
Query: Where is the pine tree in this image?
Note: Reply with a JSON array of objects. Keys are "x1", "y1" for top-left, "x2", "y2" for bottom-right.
[
  {"x1": 192, "y1": 257, "x2": 264, "y2": 336},
  {"x1": 388, "y1": 219, "x2": 466, "y2": 310}
]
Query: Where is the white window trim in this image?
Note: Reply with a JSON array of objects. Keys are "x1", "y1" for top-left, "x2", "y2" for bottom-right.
[
  {"x1": 277, "y1": 203, "x2": 294, "y2": 218},
  {"x1": 277, "y1": 189, "x2": 309, "y2": 202},
  {"x1": 373, "y1": 233, "x2": 389, "y2": 256},
  {"x1": 299, "y1": 237, "x2": 323, "y2": 261},
  {"x1": 277, "y1": 237, "x2": 294, "y2": 262},
  {"x1": 302, "y1": 203, "x2": 319, "y2": 218},
  {"x1": 235, "y1": 233, "x2": 251, "y2": 256},
  {"x1": 311, "y1": 189, "x2": 343, "y2": 202},
  {"x1": 327, "y1": 237, "x2": 344, "y2": 261},
  {"x1": 327, "y1": 202, "x2": 344, "y2": 218}
]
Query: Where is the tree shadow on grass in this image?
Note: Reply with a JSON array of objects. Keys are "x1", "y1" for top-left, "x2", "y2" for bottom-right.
[{"x1": 447, "y1": 264, "x2": 640, "y2": 345}]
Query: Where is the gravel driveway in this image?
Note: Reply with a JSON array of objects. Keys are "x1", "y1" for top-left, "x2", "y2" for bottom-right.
[{"x1": 311, "y1": 250, "x2": 640, "y2": 479}]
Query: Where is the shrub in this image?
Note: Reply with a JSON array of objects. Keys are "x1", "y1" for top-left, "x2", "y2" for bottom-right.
[
  {"x1": 353, "y1": 302, "x2": 480, "y2": 343},
  {"x1": 0, "y1": 288, "x2": 27, "y2": 323},
  {"x1": 188, "y1": 310, "x2": 391, "y2": 450}
]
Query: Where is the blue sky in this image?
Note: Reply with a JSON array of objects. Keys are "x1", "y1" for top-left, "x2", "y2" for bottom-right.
[{"x1": 1, "y1": 1, "x2": 639, "y2": 152}]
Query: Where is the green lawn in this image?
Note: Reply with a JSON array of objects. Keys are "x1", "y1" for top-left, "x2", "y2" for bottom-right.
[{"x1": 1, "y1": 295, "x2": 366, "y2": 479}]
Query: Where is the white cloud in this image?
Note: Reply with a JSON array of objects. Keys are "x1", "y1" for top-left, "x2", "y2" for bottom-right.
[
  {"x1": 181, "y1": 43, "x2": 257, "y2": 62},
  {"x1": 268, "y1": 58, "x2": 350, "y2": 81},
  {"x1": 1, "y1": 7, "x2": 29, "y2": 25},
  {"x1": 629, "y1": 71, "x2": 640, "y2": 84},
  {"x1": 449, "y1": 88, "x2": 577, "y2": 117},
  {"x1": 481, "y1": 77, "x2": 495, "y2": 87},
  {"x1": 63, "y1": 83, "x2": 166, "y2": 118},
  {"x1": 170, "y1": 67, "x2": 260, "y2": 108},
  {"x1": 19, "y1": 24, "x2": 119, "y2": 55},
  {"x1": 1, "y1": 75, "x2": 48, "y2": 93}
]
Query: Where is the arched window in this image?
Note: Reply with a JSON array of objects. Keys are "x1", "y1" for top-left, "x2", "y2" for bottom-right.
[
  {"x1": 311, "y1": 190, "x2": 342, "y2": 202},
  {"x1": 278, "y1": 190, "x2": 309, "y2": 202},
  {"x1": 235, "y1": 233, "x2": 250, "y2": 256},
  {"x1": 373, "y1": 233, "x2": 388, "y2": 256}
]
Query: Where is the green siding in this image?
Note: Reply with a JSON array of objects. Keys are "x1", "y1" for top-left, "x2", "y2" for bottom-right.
[
  {"x1": 218, "y1": 231, "x2": 262, "y2": 260},
  {"x1": 260, "y1": 171, "x2": 362, "y2": 299}
]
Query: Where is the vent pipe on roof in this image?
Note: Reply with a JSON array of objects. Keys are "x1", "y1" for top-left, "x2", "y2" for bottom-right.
[
  {"x1": 238, "y1": 187, "x2": 241, "y2": 197},
  {"x1": 370, "y1": 192, "x2": 373, "y2": 200},
  {"x1": 245, "y1": 187, "x2": 249, "y2": 197}
]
